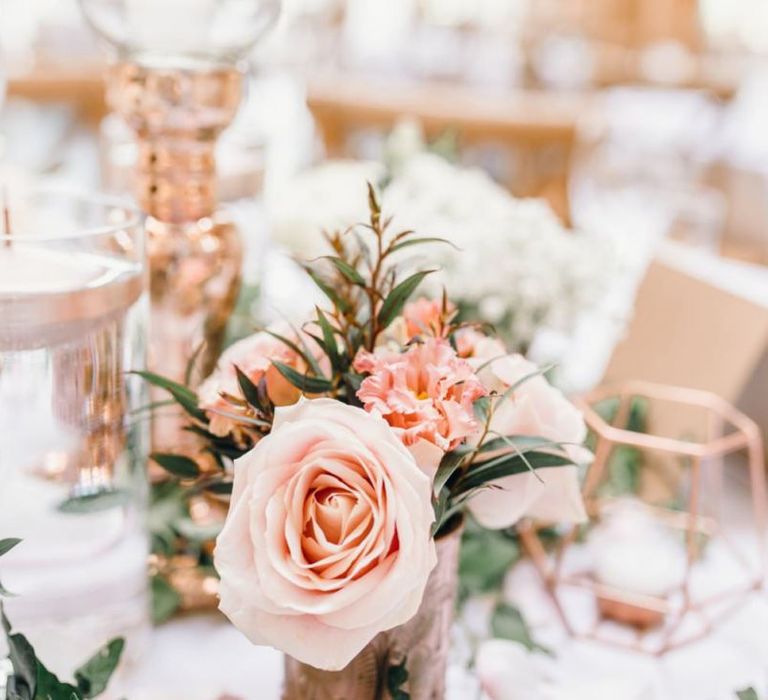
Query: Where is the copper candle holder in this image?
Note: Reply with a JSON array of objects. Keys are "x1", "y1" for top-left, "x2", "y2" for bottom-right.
[
  {"x1": 105, "y1": 60, "x2": 244, "y2": 452},
  {"x1": 81, "y1": 0, "x2": 281, "y2": 451},
  {"x1": 518, "y1": 380, "x2": 768, "y2": 655}
]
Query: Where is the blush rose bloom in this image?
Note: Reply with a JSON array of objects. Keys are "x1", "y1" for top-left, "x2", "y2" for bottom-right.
[
  {"x1": 468, "y1": 354, "x2": 589, "y2": 529},
  {"x1": 214, "y1": 398, "x2": 437, "y2": 670},
  {"x1": 198, "y1": 322, "x2": 322, "y2": 437},
  {"x1": 354, "y1": 338, "x2": 487, "y2": 471}
]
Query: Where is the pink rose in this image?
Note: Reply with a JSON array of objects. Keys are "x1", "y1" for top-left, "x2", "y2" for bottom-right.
[
  {"x1": 198, "y1": 322, "x2": 321, "y2": 437},
  {"x1": 354, "y1": 338, "x2": 487, "y2": 471},
  {"x1": 469, "y1": 354, "x2": 589, "y2": 529},
  {"x1": 214, "y1": 398, "x2": 437, "y2": 670}
]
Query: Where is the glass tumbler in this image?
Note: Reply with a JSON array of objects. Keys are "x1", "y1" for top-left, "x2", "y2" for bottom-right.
[{"x1": 0, "y1": 188, "x2": 150, "y2": 678}]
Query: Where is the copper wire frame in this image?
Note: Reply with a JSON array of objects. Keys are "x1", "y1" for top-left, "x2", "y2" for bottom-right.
[{"x1": 519, "y1": 380, "x2": 768, "y2": 655}]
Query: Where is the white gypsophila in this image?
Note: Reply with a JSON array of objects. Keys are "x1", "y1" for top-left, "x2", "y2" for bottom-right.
[
  {"x1": 383, "y1": 153, "x2": 611, "y2": 349},
  {"x1": 267, "y1": 152, "x2": 613, "y2": 350},
  {"x1": 268, "y1": 159, "x2": 385, "y2": 259}
]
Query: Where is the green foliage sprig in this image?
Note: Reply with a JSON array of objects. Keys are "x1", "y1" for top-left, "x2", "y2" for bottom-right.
[{"x1": 0, "y1": 540, "x2": 124, "y2": 699}]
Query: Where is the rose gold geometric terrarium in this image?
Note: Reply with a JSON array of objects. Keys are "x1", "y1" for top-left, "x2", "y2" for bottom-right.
[{"x1": 519, "y1": 380, "x2": 767, "y2": 655}]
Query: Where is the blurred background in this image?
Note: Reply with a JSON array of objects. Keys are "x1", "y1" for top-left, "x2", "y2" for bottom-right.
[
  {"x1": 0, "y1": 0, "x2": 766, "y2": 470},
  {"x1": 4, "y1": 2, "x2": 768, "y2": 698},
  {"x1": 5, "y1": 0, "x2": 768, "y2": 459}
]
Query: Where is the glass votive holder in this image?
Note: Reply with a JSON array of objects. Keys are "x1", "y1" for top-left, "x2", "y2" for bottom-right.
[{"x1": 0, "y1": 187, "x2": 150, "y2": 678}]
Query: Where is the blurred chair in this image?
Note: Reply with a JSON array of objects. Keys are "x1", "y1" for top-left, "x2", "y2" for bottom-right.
[
  {"x1": 306, "y1": 73, "x2": 593, "y2": 223},
  {"x1": 7, "y1": 64, "x2": 106, "y2": 125}
]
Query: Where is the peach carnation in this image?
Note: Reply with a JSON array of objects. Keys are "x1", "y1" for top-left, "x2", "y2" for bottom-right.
[{"x1": 354, "y1": 338, "x2": 487, "y2": 469}]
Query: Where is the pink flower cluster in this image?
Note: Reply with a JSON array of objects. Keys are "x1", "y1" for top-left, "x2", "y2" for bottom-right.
[{"x1": 354, "y1": 338, "x2": 487, "y2": 461}]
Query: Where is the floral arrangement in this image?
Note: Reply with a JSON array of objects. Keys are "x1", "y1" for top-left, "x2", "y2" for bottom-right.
[
  {"x1": 268, "y1": 140, "x2": 615, "y2": 353},
  {"x1": 143, "y1": 186, "x2": 589, "y2": 677}
]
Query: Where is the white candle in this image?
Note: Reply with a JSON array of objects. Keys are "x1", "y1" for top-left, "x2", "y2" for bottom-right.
[
  {"x1": 593, "y1": 499, "x2": 686, "y2": 597},
  {"x1": 0, "y1": 246, "x2": 143, "y2": 351},
  {"x1": 0, "y1": 194, "x2": 149, "y2": 675}
]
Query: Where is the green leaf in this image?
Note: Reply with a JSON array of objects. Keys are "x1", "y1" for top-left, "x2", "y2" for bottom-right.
[
  {"x1": 491, "y1": 602, "x2": 550, "y2": 654},
  {"x1": 457, "y1": 452, "x2": 573, "y2": 494},
  {"x1": 431, "y1": 488, "x2": 450, "y2": 537},
  {"x1": 2, "y1": 603, "x2": 37, "y2": 699},
  {"x1": 35, "y1": 661, "x2": 81, "y2": 699},
  {"x1": 150, "y1": 453, "x2": 200, "y2": 479},
  {"x1": 377, "y1": 270, "x2": 435, "y2": 329},
  {"x1": 737, "y1": 690, "x2": 760, "y2": 700},
  {"x1": 322, "y1": 256, "x2": 366, "y2": 286},
  {"x1": 58, "y1": 490, "x2": 130, "y2": 514},
  {"x1": 272, "y1": 361, "x2": 333, "y2": 394},
  {"x1": 151, "y1": 574, "x2": 182, "y2": 625},
  {"x1": 433, "y1": 452, "x2": 464, "y2": 498},
  {"x1": 74, "y1": 638, "x2": 125, "y2": 698},
  {"x1": 174, "y1": 517, "x2": 222, "y2": 543},
  {"x1": 385, "y1": 658, "x2": 410, "y2": 700},
  {"x1": 304, "y1": 267, "x2": 351, "y2": 314},
  {"x1": 183, "y1": 340, "x2": 207, "y2": 387},
  {"x1": 0, "y1": 537, "x2": 21, "y2": 558},
  {"x1": 204, "y1": 481, "x2": 233, "y2": 496},
  {"x1": 477, "y1": 435, "x2": 568, "y2": 456},
  {"x1": 314, "y1": 307, "x2": 343, "y2": 372},
  {"x1": 234, "y1": 366, "x2": 262, "y2": 409},
  {"x1": 389, "y1": 236, "x2": 459, "y2": 254},
  {"x1": 0, "y1": 578, "x2": 16, "y2": 597},
  {"x1": 459, "y1": 528, "x2": 520, "y2": 597},
  {"x1": 131, "y1": 371, "x2": 205, "y2": 423},
  {"x1": 263, "y1": 329, "x2": 323, "y2": 377},
  {"x1": 473, "y1": 395, "x2": 491, "y2": 423}
]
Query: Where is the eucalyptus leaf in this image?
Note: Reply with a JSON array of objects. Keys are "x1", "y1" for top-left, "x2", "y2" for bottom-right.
[{"x1": 74, "y1": 638, "x2": 124, "y2": 698}]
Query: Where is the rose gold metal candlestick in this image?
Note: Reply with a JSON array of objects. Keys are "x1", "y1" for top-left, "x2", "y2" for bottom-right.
[
  {"x1": 105, "y1": 59, "x2": 243, "y2": 451},
  {"x1": 519, "y1": 380, "x2": 768, "y2": 655},
  {"x1": 80, "y1": 0, "x2": 281, "y2": 453}
]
